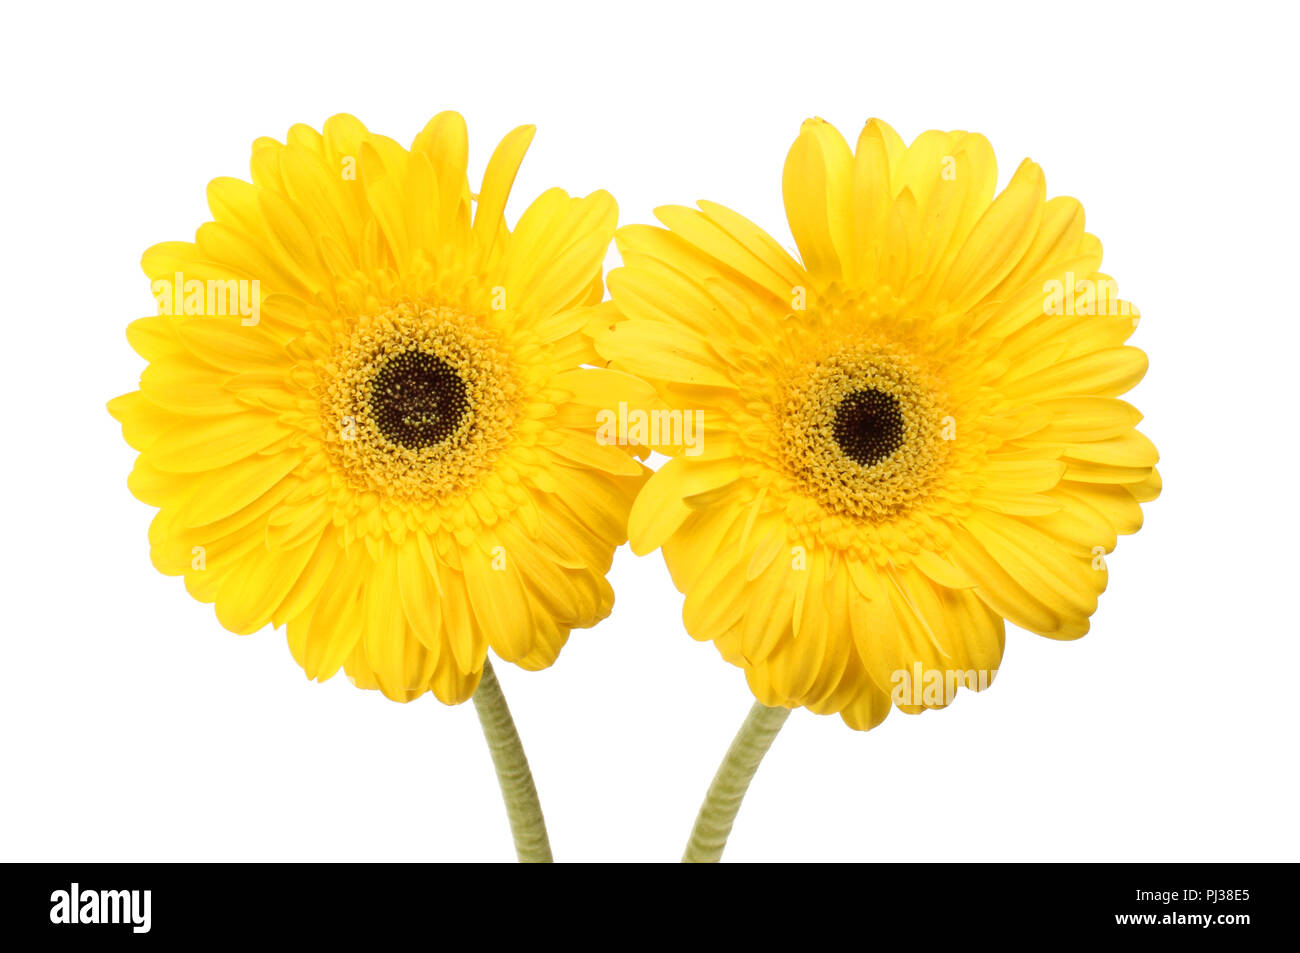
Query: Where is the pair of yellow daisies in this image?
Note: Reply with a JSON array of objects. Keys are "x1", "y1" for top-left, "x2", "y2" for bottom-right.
[{"x1": 109, "y1": 113, "x2": 1158, "y2": 733}]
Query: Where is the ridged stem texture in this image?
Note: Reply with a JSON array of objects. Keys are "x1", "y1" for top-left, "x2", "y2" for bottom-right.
[
  {"x1": 682, "y1": 701, "x2": 791, "y2": 863},
  {"x1": 472, "y1": 658, "x2": 552, "y2": 863}
]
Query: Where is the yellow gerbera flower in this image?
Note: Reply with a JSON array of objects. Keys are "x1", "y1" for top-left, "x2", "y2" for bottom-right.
[
  {"x1": 597, "y1": 117, "x2": 1160, "y2": 733},
  {"x1": 109, "y1": 113, "x2": 648, "y2": 707}
]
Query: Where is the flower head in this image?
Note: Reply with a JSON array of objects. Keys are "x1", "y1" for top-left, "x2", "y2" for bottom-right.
[
  {"x1": 598, "y1": 118, "x2": 1160, "y2": 730},
  {"x1": 110, "y1": 113, "x2": 647, "y2": 703}
]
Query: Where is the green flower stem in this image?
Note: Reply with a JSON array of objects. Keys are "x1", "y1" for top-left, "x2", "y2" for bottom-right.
[
  {"x1": 682, "y1": 701, "x2": 791, "y2": 863},
  {"x1": 471, "y1": 658, "x2": 553, "y2": 863}
]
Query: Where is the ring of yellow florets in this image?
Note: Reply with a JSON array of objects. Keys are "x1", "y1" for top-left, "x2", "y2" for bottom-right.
[
  {"x1": 319, "y1": 304, "x2": 520, "y2": 502},
  {"x1": 776, "y1": 338, "x2": 950, "y2": 521}
]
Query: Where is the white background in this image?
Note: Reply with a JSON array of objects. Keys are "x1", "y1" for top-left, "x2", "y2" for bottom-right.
[{"x1": 2, "y1": 1, "x2": 1296, "y2": 862}]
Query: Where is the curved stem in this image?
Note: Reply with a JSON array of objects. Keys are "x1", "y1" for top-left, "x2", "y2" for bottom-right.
[
  {"x1": 471, "y1": 658, "x2": 552, "y2": 863},
  {"x1": 683, "y1": 701, "x2": 791, "y2": 863}
]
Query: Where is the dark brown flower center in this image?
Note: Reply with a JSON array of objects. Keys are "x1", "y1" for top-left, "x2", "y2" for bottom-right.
[
  {"x1": 369, "y1": 349, "x2": 470, "y2": 449},
  {"x1": 832, "y1": 388, "x2": 905, "y2": 466}
]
